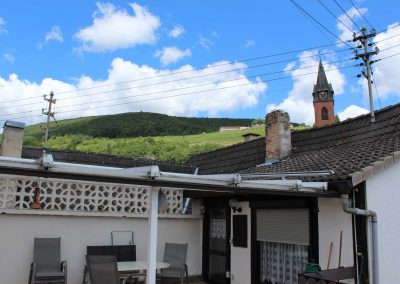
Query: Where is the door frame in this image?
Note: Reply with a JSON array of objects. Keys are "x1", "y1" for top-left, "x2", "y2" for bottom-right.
[{"x1": 202, "y1": 198, "x2": 231, "y2": 284}]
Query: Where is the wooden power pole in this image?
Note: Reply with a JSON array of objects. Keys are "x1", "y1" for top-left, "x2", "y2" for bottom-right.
[{"x1": 42, "y1": 91, "x2": 56, "y2": 153}]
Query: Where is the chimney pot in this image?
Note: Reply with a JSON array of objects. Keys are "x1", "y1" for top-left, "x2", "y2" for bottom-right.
[
  {"x1": 242, "y1": 133, "x2": 260, "y2": 142},
  {"x1": 265, "y1": 110, "x2": 291, "y2": 163}
]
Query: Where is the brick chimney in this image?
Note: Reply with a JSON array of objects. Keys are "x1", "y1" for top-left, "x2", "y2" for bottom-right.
[
  {"x1": 0, "y1": 120, "x2": 25, "y2": 158},
  {"x1": 265, "y1": 110, "x2": 291, "y2": 163}
]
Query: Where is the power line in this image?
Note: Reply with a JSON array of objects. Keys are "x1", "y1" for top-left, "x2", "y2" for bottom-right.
[
  {"x1": 57, "y1": 59, "x2": 355, "y2": 110},
  {"x1": 3, "y1": 43, "x2": 400, "y2": 119},
  {"x1": 375, "y1": 32, "x2": 400, "y2": 44},
  {"x1": 1, "y1": 40, "x2": 398, "y2": 114},
  {"x1": 2, "y1": 23, "x2": 398, "y2": 107},
  {"x1": 1, "y1": 64, "x2": 359, "y2": 121},
  {"x1": 376, "y1": 50, "x2": 400, "y2": 61},
  {"x1": 53, "y1": 53, "x2": 399, "y2": 116},
  {"x1": 375, "y1": 23, "x2": 400, "y2": 35},
  {"x1": 0, "y1": 57, "x2": 356, "y2": 118},
  {"x1": 317, "y1": 0, "x2": 354, "y2": 33},
  {"x1": 290, "y1": 0, "x2": 353, "y2": 47},
  {"x1": 54, "y1": 43, "x2": 347, "y2": 95},
  {"x1": 376, "y1": 42, "x2": 400, "y2": 54},
  {"x1": 0, "y1": 47, "x2": 353, "y2": 108},
  {"x1": 347, "y1": 0, "x2": 373, "y2": 29},
  {"x1": 332, "y1": 0, "x2": 361, "y2": 30},
  {"x1": 5, "y1": 49, "x2": 400, "y2": 123},
  {"x1": 371, "y1": 71, "x2": 382, "y2": 109},
  {"x1": 56, "y1": 50, "x2": 352, "y2": 102}
]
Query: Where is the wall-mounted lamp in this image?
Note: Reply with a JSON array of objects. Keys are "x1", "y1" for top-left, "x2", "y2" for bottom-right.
[
  {"x1": 229, "y1": 198, "x2": 242, "y2": 213},
  {"x1": 231, "y1": 206, "x2": 242, "y2": 213}
]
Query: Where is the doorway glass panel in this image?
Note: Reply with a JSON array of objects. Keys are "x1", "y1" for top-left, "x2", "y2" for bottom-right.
[{"x1": 208, "y1": 208, "x2": 227, "y2": 283}]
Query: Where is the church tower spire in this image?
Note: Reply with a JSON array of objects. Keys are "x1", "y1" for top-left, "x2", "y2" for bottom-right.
[{"x1": 312, "y1": 60, "x2": 335, "y2": 127}]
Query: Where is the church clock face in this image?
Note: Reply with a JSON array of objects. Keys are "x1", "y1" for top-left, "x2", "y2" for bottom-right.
[{"x1": 318, "y1": 91, "x2": 328, "y2": 100}]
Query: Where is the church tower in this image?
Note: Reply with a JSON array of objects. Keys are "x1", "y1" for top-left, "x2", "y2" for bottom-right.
[{"x1": 312, "y1": 60, "x2": 335, "y2": 127}]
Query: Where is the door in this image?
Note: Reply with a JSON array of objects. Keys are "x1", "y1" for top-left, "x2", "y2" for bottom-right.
[{"x1": 204, "y1": 202, "x2": 231, "y2": 284}]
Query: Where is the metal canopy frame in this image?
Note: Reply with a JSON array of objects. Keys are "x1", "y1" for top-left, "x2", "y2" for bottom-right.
[{"x1": 0, "y1": 155, "x2": 330, "y2": 195}]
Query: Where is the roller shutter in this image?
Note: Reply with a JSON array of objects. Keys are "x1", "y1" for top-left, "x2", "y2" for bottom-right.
[{"x1": 256, "y1": 208, "x2": 309, "y2": 245}]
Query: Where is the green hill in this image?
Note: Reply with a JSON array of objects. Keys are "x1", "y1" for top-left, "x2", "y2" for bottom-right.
[
  {"x1": 23, "y1": 112, "x2": 308, "y2": 163},
  {"x1": 24, "y1": 112, "x2": 254, "y2": 142},
  {"x1": 45, "y1": 127, "x2": 266, "y2": 163}
]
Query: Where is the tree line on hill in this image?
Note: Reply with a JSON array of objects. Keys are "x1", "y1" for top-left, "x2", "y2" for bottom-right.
[{"x1": 25, "y1": 112, "x2": 254, "y2": 141}]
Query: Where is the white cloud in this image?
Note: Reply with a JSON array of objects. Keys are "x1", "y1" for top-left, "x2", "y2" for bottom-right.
[
  {"x1": 75, "y1": 2, "x2": 160, "y2": 52},
  {"x1": 199, "y1": 34, "x2": 214, "y2": 50},
  {"x1": 154, "y1": 46, "x2": 191, "y2": 66},
  {"x1": 37, "y1": 26, "x2": 64, "y2": 50},
  {"x1": 168, "y1": 25, "x2": 185, "y2": 38},
  {"x1": 358, "y1": 22, "x2": 400, "y2": 100},
  {"x1": 0, "y1": 17, "x2": 7, "y2": 34},
  {"x1": 266, "y1": 50, "x2": 346, "y2": 125},
  {"x1": 244, "y1": 40, "x2": 255, "y2": 48},
  {"x1": 338, "y1": 105, "x2": 369, "y2": 121},
  {"x1": 2, "y1": 53, "x2": 14, "y2": 63},
  {"x1": 0, "y1": 58, "x2": 266, "y2": 126},
  {"x1": 45, "y1": 26, "x2": 63, "y2": 43},
  {"x1": 337, "y1": 7, "x2": 367, "y2": 45}
]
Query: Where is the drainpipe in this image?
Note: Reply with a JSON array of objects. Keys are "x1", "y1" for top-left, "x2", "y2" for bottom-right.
[{"x1": 341, "y1": 194, "x2": 379, "y2": 284}]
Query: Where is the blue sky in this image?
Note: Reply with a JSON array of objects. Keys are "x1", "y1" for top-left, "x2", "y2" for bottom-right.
[{"x1": 0, "y1": 0, "x2": 399, "y2": 127}]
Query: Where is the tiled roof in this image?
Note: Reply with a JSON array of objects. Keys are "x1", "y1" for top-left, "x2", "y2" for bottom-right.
[
  {"x1": 22, "y1": 147, "x2": 195, "y2": 174},
  {"x1": 187, "y1": 103, "x2": 400, "y2": 184},
  {"x1": 185, "y1": 137, "x2": 265, "y2": 174}
]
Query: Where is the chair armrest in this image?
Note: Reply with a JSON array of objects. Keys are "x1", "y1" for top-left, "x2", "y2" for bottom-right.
[
  {"x1": 181, "y1": 263, "x2": 188, "y2": 272},
  {"x1": 60, "y1": 260, "x2": 67, "y2": 271},
  {"x1": 61, "y1": 260, "x2": 67, "y2": 283}
]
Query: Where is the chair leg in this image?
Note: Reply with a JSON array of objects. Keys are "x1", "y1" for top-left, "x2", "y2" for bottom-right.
[
  {"x1": 28, "y1": 270, "x2": 32, "y2": 284},
  {"x1": 82, "y1": 266, "x2": 88, "y2": 284}
]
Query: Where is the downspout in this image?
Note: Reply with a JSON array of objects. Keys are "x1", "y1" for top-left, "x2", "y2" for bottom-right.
[{"x1": 341, "y1": 194, "x2": 379, "y2": 284}]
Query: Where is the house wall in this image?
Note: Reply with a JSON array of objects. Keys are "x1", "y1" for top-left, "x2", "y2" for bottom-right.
[
  {"x1": 318, "y1": 198, "x2": 354, "y2": 272},
  {"x1": 0, "y1": 214, "x2": 203, "y2": 284},
  {"x1": 366, "y1": 162, "x2": 400, "y2": 284},
  {"x1": 230, "y1": 201, "x2": 251, "y2": 284}
]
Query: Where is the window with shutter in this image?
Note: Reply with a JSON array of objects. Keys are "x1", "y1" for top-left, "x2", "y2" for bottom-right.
[{"x1": 256, "y1": 208, "x2": 310, "y2": 284}]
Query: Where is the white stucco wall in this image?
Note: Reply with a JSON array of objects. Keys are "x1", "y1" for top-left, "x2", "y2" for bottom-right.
[
  {"x1": 0, "y1": 214, "x2": 202, "y2": 284},
  {"x1": 230, "y1": 201, "x2": 251, "y2": 284},
  {"x1": 366, "y1": 162, "x2": 400, "y2": 284},
  {"x1": 318, "y1": 198, "x2": 354, "y2": 272}
]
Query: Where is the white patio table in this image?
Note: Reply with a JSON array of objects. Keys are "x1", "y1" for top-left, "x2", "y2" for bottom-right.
[
  {"x1": 118, "y1": 261, "x2": 170, "y2": 283},
  {"x1": 117, "y1": 260, "x2": 170, "y2": 272}
]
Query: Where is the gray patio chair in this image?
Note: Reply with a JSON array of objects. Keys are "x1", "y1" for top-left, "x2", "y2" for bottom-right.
[
  {"x1": 28, "y1": 237, "x2": 67, "y2": 284},
  {"x1": 158, "y1": 243, "x2": 189, "y2": 284},
  {"x1": 86, "y1": 255, "x2": 135, "y2": 284}
]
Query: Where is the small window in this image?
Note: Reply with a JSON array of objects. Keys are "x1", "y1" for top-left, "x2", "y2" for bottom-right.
[{"x1": 321, "y1": 107, "x2": 328, "y2": 120}]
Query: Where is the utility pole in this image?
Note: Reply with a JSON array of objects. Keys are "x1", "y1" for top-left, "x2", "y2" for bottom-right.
[
  {"x1": 42, "y1": 91, "x2": 56, "y2": 153},
  {"x1": 353, "y1": 26, "x2": 379, "y2": 123}
]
